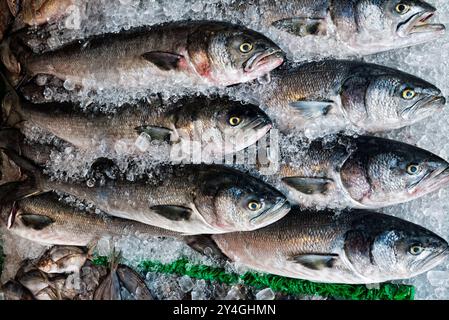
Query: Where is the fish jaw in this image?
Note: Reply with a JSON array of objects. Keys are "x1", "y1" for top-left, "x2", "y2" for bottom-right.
[
  {"x1": 409, "y1": 165, "x2": 449, "y2": 198},
  {"x1": 224, "y1": 119, "x2": 273, "y2": 155},
  {"x1": 401, "y1": 95, "x2": 446, "y2": 122},
  {"x1": 249, "y1": 198, "x2": 291, "y2": 230},
  {"x1": 397, "y1": 10, "x2": 445, "y2": 38},
  {"x1": 243, "y1": 50, "x2": 284, "y2": 78}
]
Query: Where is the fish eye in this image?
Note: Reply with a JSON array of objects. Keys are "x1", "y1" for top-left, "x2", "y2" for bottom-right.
[
  {"x1": 247, "y1": 200, "x2": 262, "y2": 211},
  {"x1": 239, "y1": 42, "x2": 253, "y2": 53},
  {"x1": 402, "y1": 88, "x2": 416, "y2": 100},
  {"x1": 229, "y1": 116, "x2": 241, "y2": 126},
  {"x1": 409, "y1": 243, "x2": 424, "y2": 255},
  {"x1": 395, "y1": 3, "x2": 410, "y2": 14},
  {"x1": 406, "y1": 163, "x2": 421, "y2": 175}
]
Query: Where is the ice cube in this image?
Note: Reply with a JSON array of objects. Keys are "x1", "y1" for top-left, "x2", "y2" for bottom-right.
[{"x1": 255, "y1": 288, "x2": 275, "y2": 300}]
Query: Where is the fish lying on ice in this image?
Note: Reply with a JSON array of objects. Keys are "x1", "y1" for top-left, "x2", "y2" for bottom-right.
[
  {"x1": 4, "y1": 20, "x2": 284, "y2": 91},
  {"x1": 209, "y1": 208, "x2": 449, "y2": 284},
  {"x1": 264, "y1": 135, "x2": 449, "y2": 209},
  {"x1": 0, "y1": 193, "x2": 182, "y2": 245},
  {"x1": 221, "y1": 0, "x2": 446, "y2": 55},
  {"x1": 3, "y1": 94, "x2": 273, "y2": 157},
  {"x1": 0, "y1": 156, "x2": 291, "y2": 234},
  {"x1": 252, "y1": 60, "x2": 445, "y2": 136}
]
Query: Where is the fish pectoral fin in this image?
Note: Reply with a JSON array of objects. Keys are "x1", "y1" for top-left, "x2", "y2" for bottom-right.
[
  {"x1": 184, "y1": 235, "x2": 229, "y2": 261},
  {"x1": 135, "y1": 125, "x2": 173, "y2": 142},
  {"x1": 151, "y1": 205, "x2": 192, "y2": 221},
  {"x1": 19, "y1": 214, "x2": 54, "y2": 230},
  {"x1": 272, "y1": 17, "x2": 327, "y2": 37},
  {"x1": 290, "y1": 253, "x2": 339, "y2": 270},
  {"x1": 282, "y1": 177, "x2": 333, "y2": 195},
  {"x1": 141, "y1": 51, "x2": 186, "y2": 71},
  {"x1": 289, "y1": 100, "x2": 334, "y2": 119}
]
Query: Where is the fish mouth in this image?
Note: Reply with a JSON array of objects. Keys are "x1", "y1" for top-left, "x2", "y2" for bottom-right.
[
  {"x1": 409, "y1": 165, "x2": 449, "y2": 195},
  {"x1": 397, "y1": 10, "x2": 445, "y2": 37},
  {"x1": 411, "y1": 245, "x2": 449, "y2": 273},
  {"x1": 401, "y1": 95, "x2": 446, "y2": 119},
  {"x1": 243, "y1": 49, "x2": 284, "y2": 73},
  {"x1": 249, "y1": 198, "x2": 291, "y2": 226}
]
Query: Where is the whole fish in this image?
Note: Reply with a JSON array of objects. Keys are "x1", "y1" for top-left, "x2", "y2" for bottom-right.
[
  {"x1": 221, "y1": 0, "x2": 445, "y2": 54},
  {"x1": 266, "y1": 136, "x2": 449, "y2": 209},
  {"x1": 253, "y1": 60, "x2": 445, "y2": 135},
  {"x1": 0, "y1": 157, "x2": 291, "y2": 234},
  {"x1": 210, "y1": 209, "x2": 449, "y2": 284},
  {"x1": 3, "y1": 95, "x2": 272, "y2": 157},
  {"x1": 1, "y1": 193, "x2": 182, "y2": 246},
  {"x1": 7, "y1": 21, "x2": 284, "y2": 90}
]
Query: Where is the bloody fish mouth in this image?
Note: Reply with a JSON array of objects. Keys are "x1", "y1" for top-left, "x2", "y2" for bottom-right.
[
  {"x1": 244, "y1": 49, "x2": 284, "y2": 73},
  {"x1": 398, "y1": 10, "x2": 445, "y2": 36}
]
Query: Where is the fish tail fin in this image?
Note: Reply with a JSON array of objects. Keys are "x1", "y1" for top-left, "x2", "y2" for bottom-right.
[{"x1": 0, "y1": 148, "x2": 46, "y2": 203}]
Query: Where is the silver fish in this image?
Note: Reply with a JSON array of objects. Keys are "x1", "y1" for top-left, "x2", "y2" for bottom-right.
[
  {"x1": 0, "y1": 193, "x2": 182, "y2": 246},
  {"x1": 265, "y1": 135, "x2": 449, "y2": 209},
  {"x1": 0, "y1": 157, "x2": 291, "y2": 234},
  {"x1": 3, "y1": 95, "x2": 272, "y2": 157},
  {"x1": 7, "y1": 21, "x2": 284, "y2": 90},
  {"x1": 254, "y1": 60, "x2": 445, "y2": 136},
  {"x1": 223, "y1": 0, "x2": 445, "y2": 54},
  {"x1": 211, "y1": 209, "x2": 449, "y2": 284}
]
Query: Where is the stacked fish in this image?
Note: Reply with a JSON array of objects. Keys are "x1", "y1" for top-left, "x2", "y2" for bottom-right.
[{"x1": 0, "y1": 0, "x2": 449, "y2": 299}]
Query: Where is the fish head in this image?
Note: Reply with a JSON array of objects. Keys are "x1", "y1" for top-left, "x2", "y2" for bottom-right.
[
  {"x1": 195, "y1": 167, "x2": 290, "y2": 232},
  {"x1": 340, "y1": 64, "x2": 445, "y2": 130},
  {"x1": 215, "y1": 101, "x2": 272, "y2": 154},
  {"x1": 333, "y1": 0, "x2": 445, "y2": 52},
  {"x1": 199, "y1": 24, "x2": 284, "y2": 85},
  {"x1": 345, "y1": 212, "x2": 448, "y2": 282},
  {"x1": 36, "y1": 246, "x2": 87, "y2": 274},
  {"x1": 340, "y1": 137, "x2": 449, "y2": 208}
]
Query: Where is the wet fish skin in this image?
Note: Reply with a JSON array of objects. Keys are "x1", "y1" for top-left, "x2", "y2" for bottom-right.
[
  {"x1": 9, "y1": 21, "x2": 283, "y2": 90},
  {"x1": 0, "y1": 0, "x2": 13, "y2": 42},
  {"x1": 116, "y1": 265, "x2": 153, "y2": 300},
  {"x1": 0, "y1": 158, "x2": 291, "y2": 234},
  {"x1": 12, "y1": 0, "x2": 76, "y2": 29},
  {"x1": 0, "y1": 193, "x2": 182, "y2": 246},
  {"x1": 4, "y1": 95, "x2": 272, "y2": 156},
  {"x1": 224, "y1": 0, "x2": 445, "y2": 54},
  {"x1": 212, "y1": 209, "x2": 449, "y2": 284},
  {"x1": 257, "y1": 60, "x2": 445, "y2": 134},
  {"x1": 270, "y1": 135, "x2": 449, "y2": 209}
]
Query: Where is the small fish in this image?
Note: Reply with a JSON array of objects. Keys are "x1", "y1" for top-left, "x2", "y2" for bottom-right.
[
  {"x1": 1, "y1": 193, "x2": 182, "y2": 246},
  {"x1": 253, "y1": 60, "x2": 446, "y2": 135},
  {"x1": 35, "y1": 246, "x2": 87, "y2": 274},
  {"x1": 225, "y1": 0, "x2": 445, "y2": 54},
  {"x1": 0, "y1": 155, "x2": 291, "y2": 234},
  {"x1": 210, "y1": 209, "x2": 449, "y2": 284},
  {"x1": 94, "y1": 251, "x2": 122, "y2": 300},
  {"x1": 3, "y1": 95, "x2": 272, "y2": 157},
  {"x1": 267, "y1": 136, "x2": 449, "y2": 209},
  {"x1": 6, "y1": 21, "x2": 284, "y2": 91}
]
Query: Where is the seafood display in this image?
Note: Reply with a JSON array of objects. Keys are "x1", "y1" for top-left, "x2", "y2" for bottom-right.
[{"x1": 1, "y1": 0, "x2": 448, "y2": 301}]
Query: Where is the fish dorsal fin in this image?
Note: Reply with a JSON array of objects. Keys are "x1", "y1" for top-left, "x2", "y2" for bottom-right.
[
  {"x1": 151, "y1": 205, "x2": 192, "y2": 221},
  {"x1": 290, "y1": 253, "x2": 339, "y2": 270},
  {"x1": 19, "y1": 214, "x2": 54, "y2": 230},
  {"x1": 272, "y1": 18, "x2": 326, "y2": 37},
  {"x1": 289, "y1": 100, "x2": 334, "y2": 119},
  {"x1": 141, "y1": 52, "x2": 186, "y2": 71},
  {"x1": 282, "y1": 177, "x2": 333, "y2": 195},
  {"x1": 135, "y1": 125, "x2": 172, "y2": 142}
]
